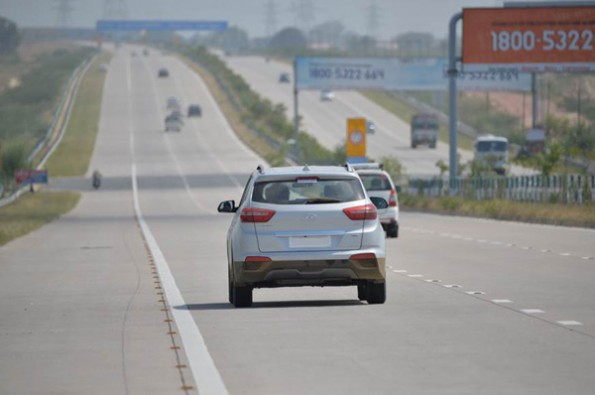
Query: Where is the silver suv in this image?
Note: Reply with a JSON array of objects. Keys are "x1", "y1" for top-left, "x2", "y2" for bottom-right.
[
  {"x1": 217, "y1": 165, "x2": 387, "y2": 307},
  {"x1": 352, "y1": 163, "x2": 399, "y2": 238}
]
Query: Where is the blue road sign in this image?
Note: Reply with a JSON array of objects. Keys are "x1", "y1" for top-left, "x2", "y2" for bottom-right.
[{"x1": 96, "y1": 20, "x2": 228, "y2": 32}]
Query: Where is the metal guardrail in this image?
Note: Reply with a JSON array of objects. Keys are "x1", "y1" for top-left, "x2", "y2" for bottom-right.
[
  {"x1": 407, "y1": 174, "x2": 595, "y2": 204},
  {"x1": 0, "y1": 54, "x2": 96, "y2": 207}
]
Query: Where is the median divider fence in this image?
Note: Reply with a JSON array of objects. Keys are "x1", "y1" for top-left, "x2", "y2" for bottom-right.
[{"x1": 407, "y1": 174, "x2": 595, "y2": 205}]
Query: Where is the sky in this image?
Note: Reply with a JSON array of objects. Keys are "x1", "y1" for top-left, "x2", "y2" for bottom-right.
[{"x1": 0, "y1": 0, "x2": 570, "y2": 40}]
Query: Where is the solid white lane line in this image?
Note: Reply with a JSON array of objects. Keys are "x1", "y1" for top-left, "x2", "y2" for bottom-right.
[
  {"x1": 128, "y1": 57, "x2": 228, "y2": 395},
  {"x1": 132, "y1": 165, "x2": 228, "y2": 395}
]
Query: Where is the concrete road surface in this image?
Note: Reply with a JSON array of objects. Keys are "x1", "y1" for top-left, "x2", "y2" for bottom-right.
[{"x1": 1, "y1": 47, "x2": 594, "y2": 395}]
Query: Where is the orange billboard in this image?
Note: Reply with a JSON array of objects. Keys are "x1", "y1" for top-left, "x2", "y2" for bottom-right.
[{"x1": 463, "y1": 7, "x2": 595, "y2": 72}]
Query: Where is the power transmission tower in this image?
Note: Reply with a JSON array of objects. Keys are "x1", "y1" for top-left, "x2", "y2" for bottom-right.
[
  {"x1": 366, "y1": 0, "x2": 381, "y2": 39},
  {"x1": 54, "y1": 0, "x2": 74, "y2": 28},
  {"x1": 264, "y1": 0, "x2": 278, "y2": 37},
  {"x1": 291, "y1": 0, "x2": 315, "y2": 33},
  {"x1": 103, "y1": 0, "x2": 129, "y2": 19}
]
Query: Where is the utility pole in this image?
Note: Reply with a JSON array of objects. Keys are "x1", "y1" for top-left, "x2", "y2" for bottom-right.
[
  {"x1": 366, "y1": 0, "x2": 380, "y2": 40},
  {"x1": 54, "y1": 0, "x2": 74, "y2": 28},
  {"x1": 264, "y1": 0, "x2": 278, "y2": 38}
]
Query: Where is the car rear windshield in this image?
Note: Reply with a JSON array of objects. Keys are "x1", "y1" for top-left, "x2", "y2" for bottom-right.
[
  {"x1": 476, "y1": 141, "x2": 507, "y2": 152},
  {"x1": 359, "y1": 174, "x2": 392, "y2": 191},
  {"x1": 252, "y1": 178, "x2": 365, "y2": 205}
]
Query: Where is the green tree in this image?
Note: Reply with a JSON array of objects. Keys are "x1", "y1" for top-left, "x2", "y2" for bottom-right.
[
  {"x1": 269, "y1": 27, "x2": 307, "y2": 50},
  {"x1": 0, "y1": 16, "x2": 20, "y2": 56},
  {"x1": 535, "y1": 143, "x2": 562, "y2": 176}
]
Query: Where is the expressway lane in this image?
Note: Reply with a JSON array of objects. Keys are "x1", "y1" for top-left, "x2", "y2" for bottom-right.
[{"x1": 1, "y1": 46, "x2": 595, "y2": 395}]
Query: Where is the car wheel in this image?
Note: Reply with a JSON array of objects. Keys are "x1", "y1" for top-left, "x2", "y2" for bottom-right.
[
  {"x1": 366, "y1": 282, "x2": 386, "y2": 304},
  {"x1": 357, "y1": 284, "x2": 367, "y2": 300},
  {"x1": 387, "y1": 224, "x2": 398, "y2": 238},
  {"x1": 233, "y1": 284, "x2": 253, "y2": 307},
  {"x1": 228, "y1": 270, "x2": 233, "y2": 304},
  {"x1": 430, "y1": 142, "x2": 437, "y2": 149},
  {"x1": 411, "y1": 142, "x2": 417, "y2": 148}
]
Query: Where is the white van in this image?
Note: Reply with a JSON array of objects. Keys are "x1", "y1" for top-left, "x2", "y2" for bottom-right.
[{"x1": 474, "y1": 135, "x2": 509, "y2": 175}]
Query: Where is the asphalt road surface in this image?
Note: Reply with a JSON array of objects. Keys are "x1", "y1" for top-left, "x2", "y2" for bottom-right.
[{"x1": 1, "y1": 47, "x2": 594, "y2": 395}]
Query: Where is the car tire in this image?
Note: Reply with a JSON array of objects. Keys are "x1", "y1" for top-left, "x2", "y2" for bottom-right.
[
  {"x1": 387, "y1": 224, "x2": 398, "y2": 238},
  {"x1": 228, "y1": 270, "x2": 233, "y2": 304},
  {"x1": 233, "y1": 284, "x2": 253, "y2": 307},
  {"x1": 430, "y1": 142, "x2": 437, "y2": 149},
  {"x1": 411, "y1": 142, "x2": 417, "y2": 149},
  {"x1": 366, "y1": 282, "x2": 386, "y2": 304},
  {"x1": 357, "y1": 284, "x2": 367, "y2": 301}
]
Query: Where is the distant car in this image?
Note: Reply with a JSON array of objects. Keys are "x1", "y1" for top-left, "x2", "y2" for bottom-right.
[
  {"x1": 217, "y1": 164, "x2": 387, "y2": 307},
  {"x1": 165, "y1": 113, "x2": 183, "y2": 132},
  {"x1": 187, "y1": 104, "x2": 202, "y2": 117},
  {"x1": 367, "y1": 120, "x2": 376, "y2": 134},
  {"x1": 320, "y1": 89, "x2": 334, "y2": 101},
  {"x1": 158, "y1": 68, "x2": 169, "y2": 78},
  {"x1": 166, "y1": 96, "x2": 179, "y2": 110},
  {"x1": 278, "y1": 72, "x2": 290, "y2": 83},
  {"x1": 352, "y1": 163, "x2": 399, "y2": 238}
]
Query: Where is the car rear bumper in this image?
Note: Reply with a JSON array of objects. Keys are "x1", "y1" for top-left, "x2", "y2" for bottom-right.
[{"x1": 232, "y1": 252, "x2": 386, "y2": 288}]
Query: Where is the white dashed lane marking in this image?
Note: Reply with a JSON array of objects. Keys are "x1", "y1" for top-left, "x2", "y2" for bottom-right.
[
  {"x1": 403, "y1": 226, "x2": 595, "y2": 260},
  {"x1": 389, "y1": 269, "x2": 590, "y2": 337},
  {"x1": 521, "y1": 309, "x2": 545, "y2": 314}
]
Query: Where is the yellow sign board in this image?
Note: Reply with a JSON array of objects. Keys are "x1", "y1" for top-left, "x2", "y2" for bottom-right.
[{"x1": 346, "y1": 118, "x2": 366, "y2": 160}]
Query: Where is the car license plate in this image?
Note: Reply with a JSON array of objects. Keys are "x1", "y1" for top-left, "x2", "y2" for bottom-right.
[{"x1": 289, "y1": 235, "x2": 331, "y2": 248}]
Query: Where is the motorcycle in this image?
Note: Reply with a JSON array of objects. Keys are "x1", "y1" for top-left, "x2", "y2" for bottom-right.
[{"x1": 92, "y1": 170, "x2": 102, "y2": 189}]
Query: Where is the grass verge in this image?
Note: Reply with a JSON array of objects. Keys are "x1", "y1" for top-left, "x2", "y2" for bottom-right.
[
  {"x1": 400, "y1": 193, "x2": 595, "y2": 228},
  {"x1": 0, "y1": 191, "x2": 80, "y2": 246},
  {"x1": 44, "y1": 51, "x2": 111, "y2": 176}
]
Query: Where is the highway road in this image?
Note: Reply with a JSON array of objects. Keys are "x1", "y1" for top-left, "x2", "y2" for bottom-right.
[{"x1": 1, "y1": 47, "x2": 594, "y2": 394}]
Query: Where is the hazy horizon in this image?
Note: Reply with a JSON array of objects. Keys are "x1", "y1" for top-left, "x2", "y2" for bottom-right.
[{"x1": 0, "y1": 0, "x2": 571, "y2": 40}]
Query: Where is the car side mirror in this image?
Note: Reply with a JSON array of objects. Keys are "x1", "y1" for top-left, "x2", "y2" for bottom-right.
[
  {"x1": 370, "y1": 196, "x2": 388, "y2": 209},
  {"x1": 395, "y1": 185, "x2": 402, "y2": 193},
  {"x1": 217, "y1": 200, "x2": 238, "y2": 213},
  {"x1": 217, "y1": 200, "x2": 236, "y2": 213}
]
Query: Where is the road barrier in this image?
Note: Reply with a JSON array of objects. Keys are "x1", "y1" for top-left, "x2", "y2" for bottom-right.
[
  {"x1": 0, "y1": 53, "x2": 96, "y2": 208},
  {"x1": 407, "y1": 173, "x2": 595, "y2": 205}
]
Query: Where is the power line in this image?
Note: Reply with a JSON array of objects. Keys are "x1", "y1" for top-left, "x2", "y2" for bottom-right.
[{"x1": 54, "y1": 0, "x2": 74, "y2": 28}]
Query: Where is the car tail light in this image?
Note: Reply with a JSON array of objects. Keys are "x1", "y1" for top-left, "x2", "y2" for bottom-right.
[
  {"x1": 240, "y1": 207, "x2": 275, "y2": 223},
  {"x1": 244, "y1": 256, "x2": 272, "y2": 262},
  {"x1": 343, "y1": 204, "x2": 377, "y2": 220},
  {"x1": 350, "y1": 253, "x2": 378, "y2": 268},
  {"x1": 350, "y1": 253, "x2": 376, "y2": 260},
  {"x1": 389, "y1": 189, "x2": 398, "y2": 207},
  {"x1": 244, "y1": 256, "x2": 271, "y2": 271}
]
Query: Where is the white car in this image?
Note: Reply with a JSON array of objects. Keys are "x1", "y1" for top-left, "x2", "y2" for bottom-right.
[
  {"x1": 320, "y1": 89, "x2": 335, "y2": 101},
  {"x1": 352, "y1": 163, "x2": 399, "y2": 238},
  {"x1": 217, "y1": 164, "x2": 387, "y2": 307}
]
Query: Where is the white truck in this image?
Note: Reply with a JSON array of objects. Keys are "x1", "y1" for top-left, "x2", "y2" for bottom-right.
[{"x1": 474, "y1": 135, "x2": 509, "y2": 175}]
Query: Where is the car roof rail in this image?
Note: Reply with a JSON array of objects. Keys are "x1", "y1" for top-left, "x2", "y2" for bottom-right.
[
  {"x1": 256, "y1": 164, "x2": 264, "y2": 174},
  {"x1": 343, "y1": 162, "x2": 354, "y2": 172},
  {"x1": 349, "y1": 162, "x2": 383, "y2": 170}
]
